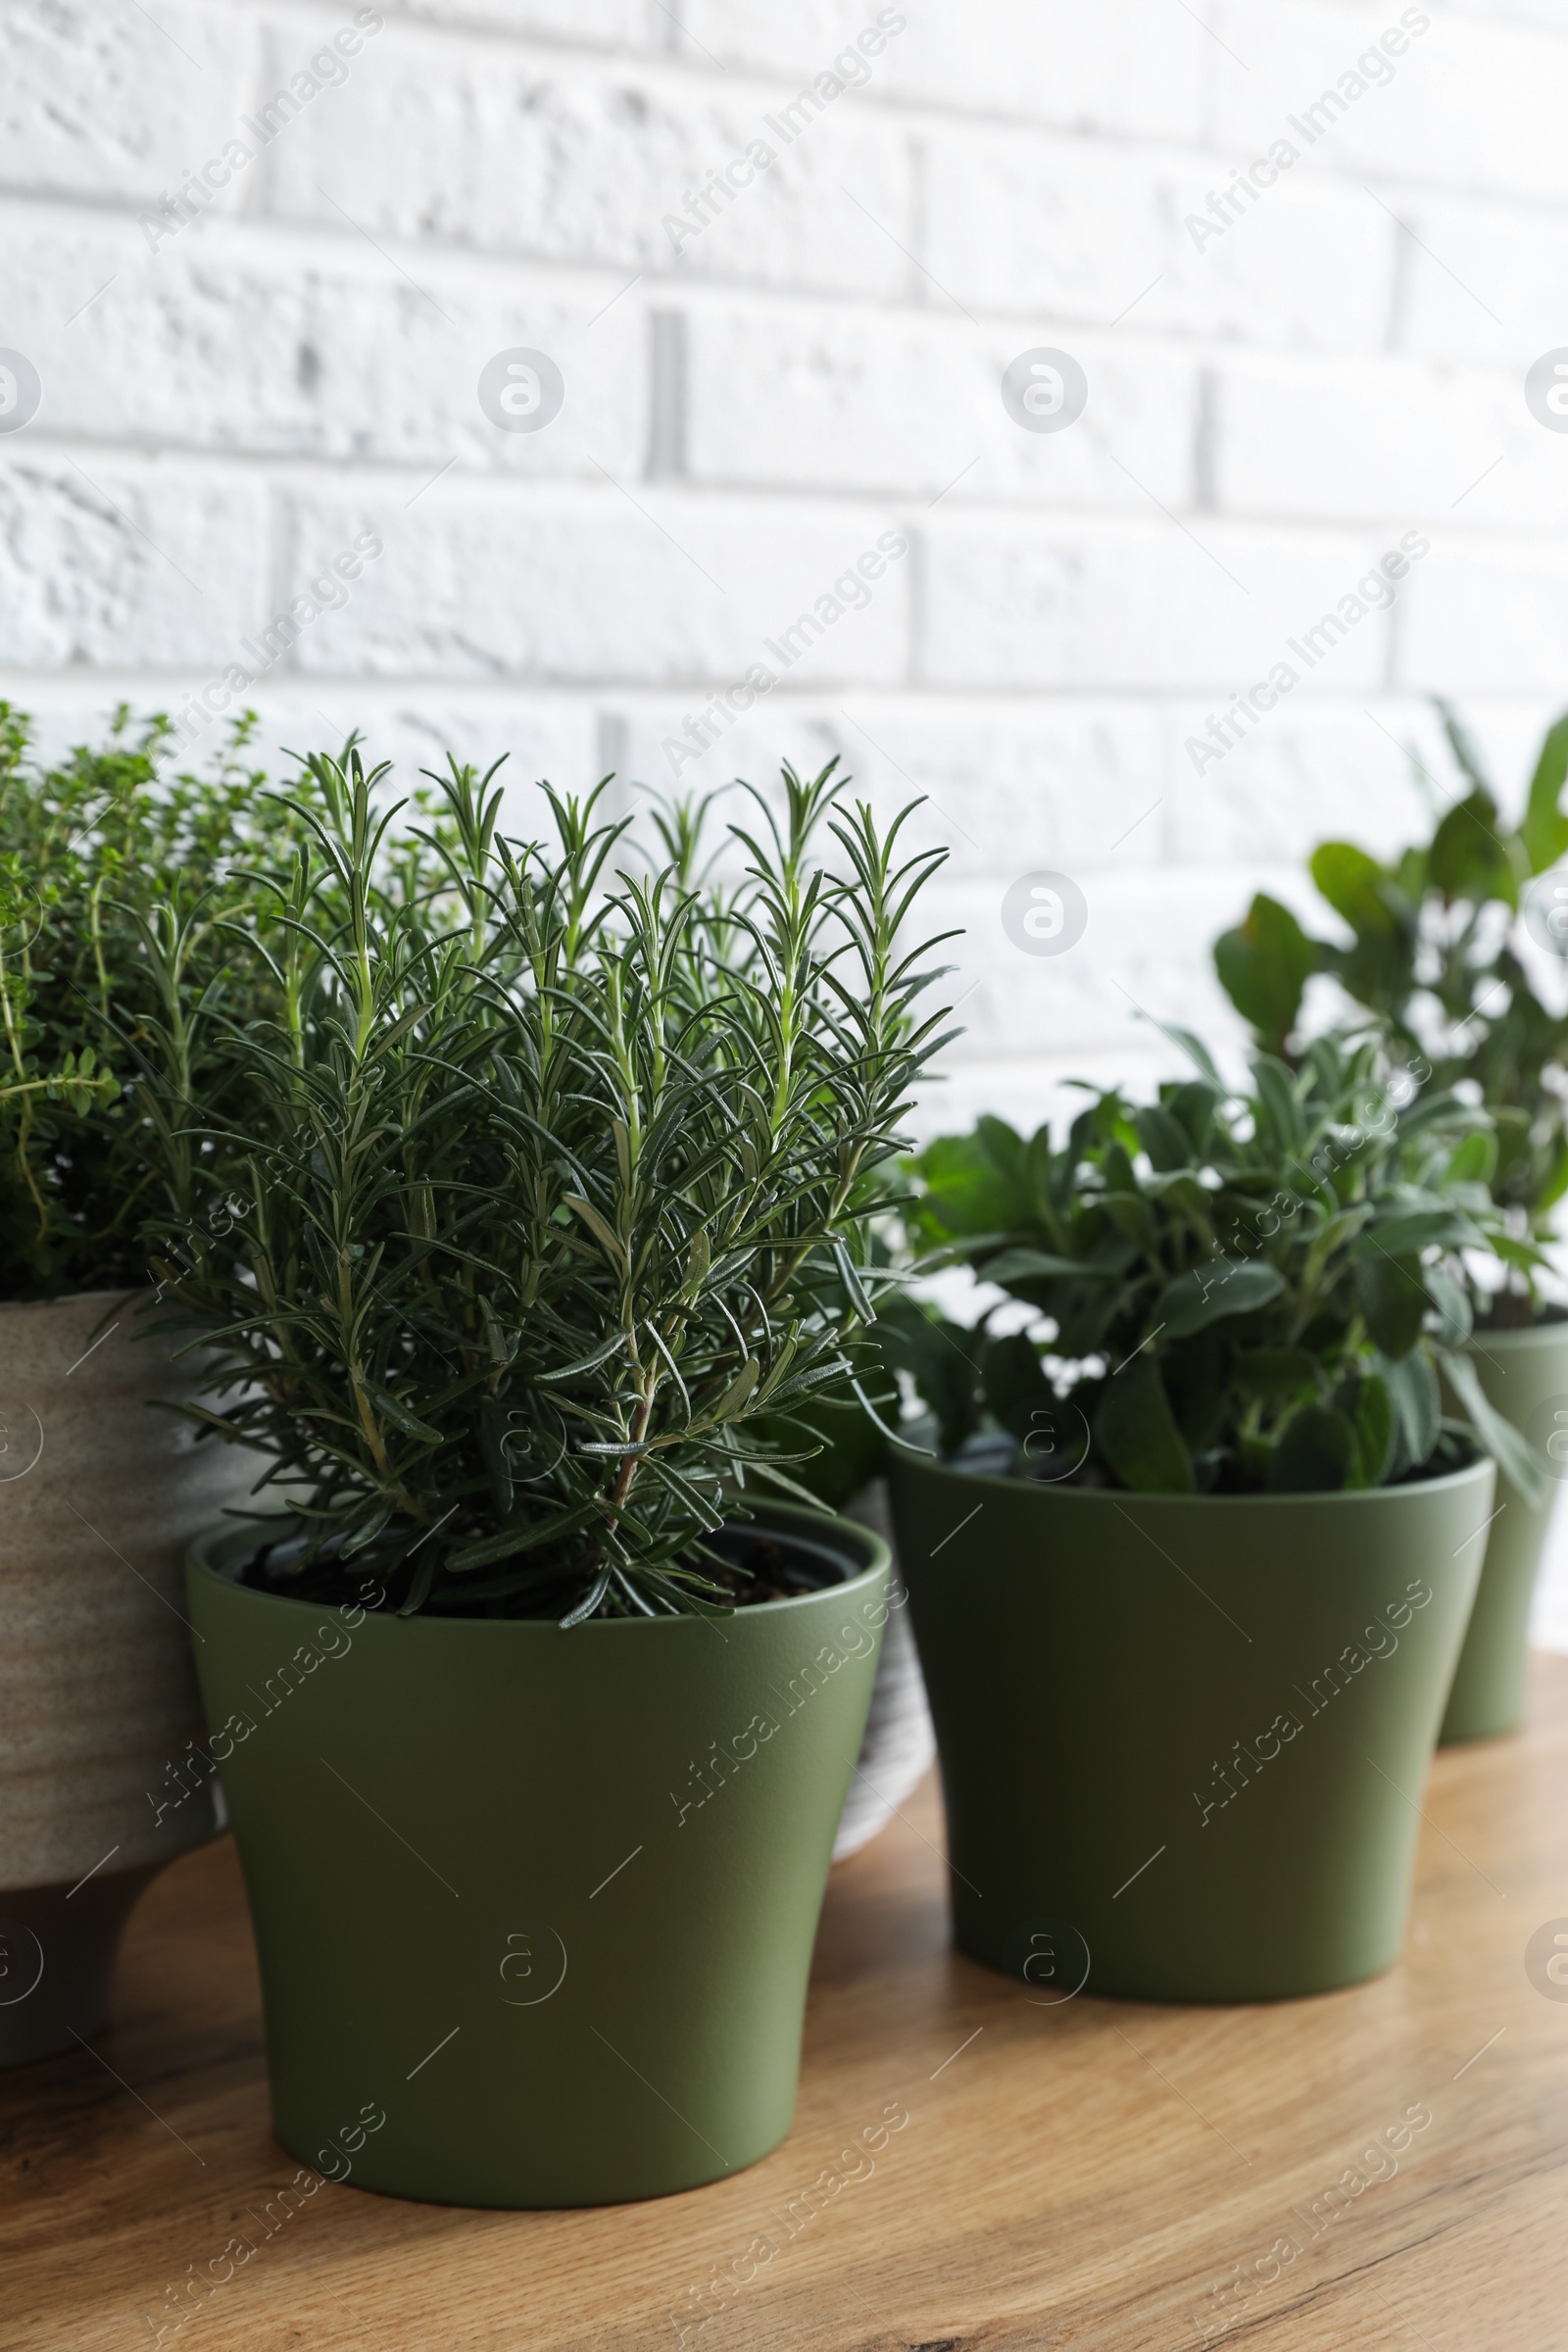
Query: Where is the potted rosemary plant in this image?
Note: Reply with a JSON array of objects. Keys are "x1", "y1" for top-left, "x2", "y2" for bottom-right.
[
  {"x1": 886, "y1": 1035, "x2": 1535, "y2": 2002},
  {"x1": 0, "y1": 709, "x2": 283, "y2": 2065},
  {"x1": 1215, "y1": 703, "x2": 1568, "y2": 1740},
  {"x1": 165, "y1": 753, "x2": 948, "y2": 2206}
]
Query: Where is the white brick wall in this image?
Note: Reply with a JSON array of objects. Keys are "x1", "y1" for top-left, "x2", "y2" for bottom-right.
[
  {"x1": 2, "y1": 0, "x2": 1567, "y2": 1126},
  {"x1": 10, "y1": 0, "x2": 1568, "y2": 1634}
]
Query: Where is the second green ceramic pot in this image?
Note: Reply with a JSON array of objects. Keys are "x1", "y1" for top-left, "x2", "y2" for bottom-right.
[
  {"x1": 1439, "y1": 1316, "x2": 1568, "y2": 1744},
  {"x1": 186, "y1": 1503, "x2": 887, "y2": 2207},
  {"x1": 890, "y1": 1450, "x2": 1493, "y2": 2002}
]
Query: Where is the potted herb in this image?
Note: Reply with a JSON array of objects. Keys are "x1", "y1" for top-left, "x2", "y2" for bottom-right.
[
  {"x1": 885, "y1": 1036, "x2": 1535, "y2": 2002},
  {"x1": 1215, "y1": 703, "x2": 1568, "y2": 1740},
  {"x1": 0, "y1": 709, "x2": 286, "y2": 2067},
  {"x1": 166, "y1": 754, "x2": 948, "y2": 2205}
]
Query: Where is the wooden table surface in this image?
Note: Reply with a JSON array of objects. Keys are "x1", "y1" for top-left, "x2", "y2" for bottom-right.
[{"x1": 7, "y1": 1657, "x2": 1568, "y2": 2352}]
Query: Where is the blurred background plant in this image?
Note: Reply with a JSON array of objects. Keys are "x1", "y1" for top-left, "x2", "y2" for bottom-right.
[
  {"x1": 144, "y1": 754, "x2": 952, "y2": 1620},
  {"x1": 1213, "y1": 704, "x2": 1568, "y2": 1324}
]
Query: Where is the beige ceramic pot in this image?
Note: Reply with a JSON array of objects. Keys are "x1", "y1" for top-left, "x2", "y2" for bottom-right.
[
  {"x1": 0, "y1": 1292, "x2": 256, "y2": 2064},
  {"x1": 832, "y1": 1479, "x2": 935, "y2": 1861}
]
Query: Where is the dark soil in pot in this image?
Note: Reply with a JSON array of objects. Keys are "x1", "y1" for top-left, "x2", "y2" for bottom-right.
[{"x1": 236, "y1": 1519, "x2": 853, "y2": 1615}]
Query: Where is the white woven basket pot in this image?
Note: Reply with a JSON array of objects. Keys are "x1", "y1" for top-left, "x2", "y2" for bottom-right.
[
  {"x1": 0, "y1": 1293, "x2": 257, "y2": 2064},
  {"x1": 832, "y1": 1479, "x2": 936, "y2": 1862}
]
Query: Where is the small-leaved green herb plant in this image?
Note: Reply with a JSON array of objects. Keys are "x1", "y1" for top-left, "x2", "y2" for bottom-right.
[
  {"x1": 147, "y1": 754, "x2": 951, "y2": 1619},
  {"x1": 1214, "y1": 703, "x2": 1568, "y2": 1320},
  {"x1": 890, "y1": 1031, "x2": 1541, "y2": 1498},
  {"x1": 0, "y1": 705, "x2": 299, "y2": 1299}
]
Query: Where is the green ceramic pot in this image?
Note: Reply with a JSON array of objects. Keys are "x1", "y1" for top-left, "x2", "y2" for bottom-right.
[
  {"x1": 186, "y1": 1503, "x2": 887, "y2": 2207},
  {"x1": 1439, "y1": 1315, "x2": 1568, "y2": 1744},
  {"x1": 890, "y1": 1450, "x2": 1494, "y2": 2003}
]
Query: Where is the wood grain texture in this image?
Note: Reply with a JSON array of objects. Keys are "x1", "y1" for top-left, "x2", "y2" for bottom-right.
[{"x1": 6, "y1": 1656, "x2": 1568, "y2": 2352}]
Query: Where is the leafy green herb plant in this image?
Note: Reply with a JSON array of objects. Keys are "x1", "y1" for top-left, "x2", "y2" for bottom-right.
[
  {"x1": 147, "y1": 754, "x2": 952, "y2": 1621},
  {"x1": 1214, "y1": 704, "x2": 1568, "y2": 1319},
  {"x1": 891, "y1": 1030, "x2": 1541, "y2": 1499}
]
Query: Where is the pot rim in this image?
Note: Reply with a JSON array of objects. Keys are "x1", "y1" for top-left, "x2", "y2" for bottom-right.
[
  {"x1": 1464, "y1": 1310, "x2": 1568, "y2": 1351},
  {"x1": 0, "y1": 1284, "x2": 146, "y2": 1314},
  {"x1": 187, "y1": 1500, "x2": 891, "y2": 1633},
  {"x1": 892, "y1": 1446, "x2": 1495, "y2": 1511}
]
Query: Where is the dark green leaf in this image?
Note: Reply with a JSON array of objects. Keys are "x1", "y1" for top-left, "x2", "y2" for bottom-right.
[
  {"x1": 1167, "y1": 1080, "x2": 1221, "y2": 1154},
  {"x1": 1156, "y1": 1257, "x2": 1284, "y2": 1338},
  {"x1": 980, "y1": 1247, "x2": 1118, "y2": 1286},
  {"x1": 1446, "y1": 1129, "x2": 1496, "y2": 1188},
  {"x1": 911, "y1": 1129, "x2": 1030, "y2": 1238},
  {"x1": 1424, "y1": 1268, "x2": 1472, "y2": 1348},
  {"x1": 1331, "y1": 1371, "x2": 1395, "y2": 1489},
  {"x1": 876, "y1": 1299, "x2": 982, "y2": 1458},
  {"x1": 1352, "y1": 1251, "x2": 1427, "y2": 1358},
  {"x1": 1310, "y1": 841, "x2": 1396, "y2": 934},
  {"x1": 1428, "y1": 790, "x2": 1516, "y2": 908},
  {"x1": 362, "y1": 1381, "x2": 444, "y2": 1445},
  {"x1": 1101, "y1": 1141, "x2": 1141, "y2": 1195},
  {"x1": 1164, "y1": 1329, "x2": 1225, "y2": 1449},
  {"x1": 981, "y1": 1331, "x2": 1054, "y2": 1434},
  {"x1": 1094, "y1": 1354, "x2": 1194, "y2": 1494},
  {"x1": 1099, "y1": 1191, "x2": 1157, "y2": 1250},
  {"x1": 1376, "y1": 1348, "x2": 1441, "y2": 1471},
  {"x1": 1520, "y1": 713, "x2": 1568, "y2": 875},
  {"x1": 1441, "y1": 1348, "x2": 1546, "y2": 1505},
  {"x1": 1232, "y1": 1348, "x2": 1321, "y2": 1399},
  {"x1": 1268, "y1": 1404, "x2": 1354, "y2": 1493},
  {"x1": 1250, "y1": 1055, "x2": 1305, "y2": 1153},
  {"x1": 1350, "y1": 1207, "x2": 1475, "y2": 1260},
  {"x1": 1213, "y1": 893, "x2": 1319, "y2": 1057},
  {"x1": 1133, "y1": 1102, "x2": 1196, "y2": 1173}
]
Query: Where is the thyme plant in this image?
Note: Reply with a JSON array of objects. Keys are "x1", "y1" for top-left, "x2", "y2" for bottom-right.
[
  {"x1": 892, "y1": 1033, "x2": 1540, "y2": 1497},
  {"x1": 150, "y1": 754, "x2": 951, "y2": 1620},
  {"x1": 0, "y1": 706, "x2": 296, "y2": 1298}
]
